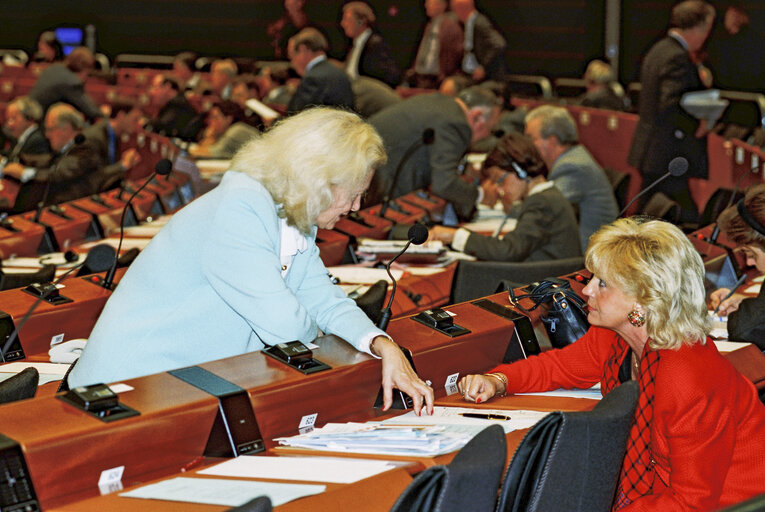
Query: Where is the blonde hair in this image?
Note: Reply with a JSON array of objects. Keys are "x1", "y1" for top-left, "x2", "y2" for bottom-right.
[
  {"x1": 230, "y1": 107, "x2": 385, "y2": 234},
  {"x1": 585, "y1": 217, "x2": 710, "y2": 350}
]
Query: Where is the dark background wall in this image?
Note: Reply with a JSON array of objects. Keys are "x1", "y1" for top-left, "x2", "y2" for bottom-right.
[{"x1": 1, "y1": 1, "x2": 763, "y2": 83}]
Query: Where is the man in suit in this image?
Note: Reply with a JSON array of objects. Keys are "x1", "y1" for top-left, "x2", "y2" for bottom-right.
[
  {"x1": 341, "y1": 2, "x2": 401, "y2": 88},
  {"x1": 367, "y1": 86, "x2": 500, "y2": 220},
  {"x1": 2, "y1": 103, "x2": 106, "y2": 213},
  {"x1": 525, "y1": 105, "x2": 619, "y2": 250},
  {"x1": 451, "y1": 0, "x2": 506, "y2": 83},
  {"x1": 146, "y1": 75, "x2": 203, "y2": 141},
  {"x1": 2, "y1": 96, "x2": 50, "y2": 167},
  {"x1": 29, "y1": 47, "x2": 103, "y2": 122},
  {"x1": 409, "y1": 0, "x2": 463, "y2": 89},
  {"x1": 83, "y1": 99, "x2": 142, "y2": 176},
  {"x1": 287, "y1": 28, "x2": 354, "y2": 114},
  {"x1": 627, "y1": 0, "x2": 715, "y2": 223}
]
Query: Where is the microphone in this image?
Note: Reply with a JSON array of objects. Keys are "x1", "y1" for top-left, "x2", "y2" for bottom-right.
[
  {"x1": 33, "y1": 133, "x2": 86, "y2": 223},
  {"x1": 379, "y1": 129, "x2": 435, "y2": 218},
  {"x1": 709, "y1": 162, "x2": 758, "y2": 243},
  {"x1": 619, "y1": 156, "x2": 688, "y2": 217},
  {"x1": 377, "y1": 223, "x2": 429, "y2": 331},
  {"x1": 101, "y1": 158, "x2": 172, "y2": 290},
  {"x1": 0, "y1": 243, "x2": 115, "y2": 362}
]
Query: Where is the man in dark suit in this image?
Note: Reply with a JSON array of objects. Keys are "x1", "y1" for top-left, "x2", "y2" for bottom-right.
[
  {"x1": 146, "y1": 75, "x2": 203, "y2": 141},
  {"x1": 409, "y1": 0, "x2": 463, "y2": 89},
  {"x1": 451, "y1": 0, "x2": 506, "y2": 83},
  {"x1": 29, "y1": 47, "x2": 103, "y2": 122},
  {"x1": 2, "y1": 103, "x2": 107, "y2": 213},
  {"x1": 628, "y1": 0, "x2": 715, "y2": 223},
  {"x1": 367, "y1": 86, "x2": 500, "y2": 220},
  {"x1": 341, "y1": 2, "x2": 401, "y2": 88},
  {"x1": 83, "y1": 99, "x2": 142, "y2": 176},
  {"x1": 2, "y1": 97, "x2": 50, "y2": 167},
  {"x1": 287, "y1": 28, "x2": 354, "y2": 114}
]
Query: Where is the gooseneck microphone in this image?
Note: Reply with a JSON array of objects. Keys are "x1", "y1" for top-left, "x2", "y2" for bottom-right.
[
  {"x1": 0, "y1": 243, "x2": 116, "y2": 362},
  {"x1": 101, "y1": 158, "x2": 173, "y2": 290},
  {"x1": 379, "y1": 129, "x2": 435, "y2": 218},
  {"x1": 33, "y1": 133, "x2": 86, "y2": 223},
  {"x1": 377, "y1": 223, "x2": 429, "y2": 331},
  {"x1": 619, "y1": 156, "x2": 688, "y2": 217}
]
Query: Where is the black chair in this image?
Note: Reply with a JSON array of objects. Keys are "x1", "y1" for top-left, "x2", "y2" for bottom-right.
[
  {"x1": 0, "y1": 367, "x2": 39, "y2": 405},
  {"x1": 497, "y1": 381, "x2": 639, "y2": 512},
  {"x1": 353, "y1": 279, "x2": 388, "y2": 325},
  {"x1": 718, "y1": 492, "x2": 765, "y2": 511},
  {"x1": 697, "y1": 187, "x2": 744, "y2": 230},
  {"x1": 226, "y1": 496, "x2": 272, "y2": 512},
  {"x1": 0, "y1": 264, "x2": 56, "y2": 291},
  {"x1": 390, "y1": 424, "x2": 507, "y2": 512},
  {"x1": 450, "y1": 257, "x2": 585, "y2": 304},
  {"x1": 641, "y1": 192, "x2": 680, "y2": 224},
  {"x1": 603, "y1": 167, "x2": 632, "y2": 212}
]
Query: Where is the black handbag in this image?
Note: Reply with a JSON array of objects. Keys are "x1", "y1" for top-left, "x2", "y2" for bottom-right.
[{"x1": 508, "y1": 278, "x2": 589, "y2": 349}]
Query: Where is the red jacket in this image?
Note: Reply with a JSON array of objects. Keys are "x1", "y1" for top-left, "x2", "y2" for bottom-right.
[{"x1": 492, "y1": 327, "x2": 765, "y2": 511}]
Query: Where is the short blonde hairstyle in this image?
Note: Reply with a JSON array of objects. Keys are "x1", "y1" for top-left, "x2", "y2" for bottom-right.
[
  {"x1": 230, "y1": 107, "x2": 385, "y2": 234},
  {"x1": 585, "y1": 217, "x2": 710, "y2": 350}
]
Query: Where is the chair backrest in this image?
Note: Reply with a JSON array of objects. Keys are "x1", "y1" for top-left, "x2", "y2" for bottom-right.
[
  {"x1": 391, "y1": 424, "x2": 507, "y2": 512},
  {"x1": 602, "y1": 168, "x2": 632, "y2": 212},
  {"x1": 0, "y1": 367, "x2": 39, "y2": 405},
  {"x1": 0, "y1": 264, "x2": 56, "y2": 291},
  {"x1": 354, "y1": 279, "x2": 388, "y2": 324},
  {"x1": 641, "y1": 192, "x2": 680, "y2": 224},
  {"x1": 698, "y1": 187, "x2": 744, "y2": 229},
  {"x1": 226, "y1": 496, "x2": 272, "y2": 512},
  {"x1": 497, "y1": 381, "x2": 639, "y2": 512}
]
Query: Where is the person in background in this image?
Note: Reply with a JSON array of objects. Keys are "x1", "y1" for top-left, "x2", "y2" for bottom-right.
[
  {"x1": 709, "y1": 183, "x2": 765, "y2": 351},
  {"x1": 83, "y1": 99, "x2": 143, "y2": 176},
  {"x1": 428, "y1": 132, "x2": 581, "y2": 262},
  {"x1": 230, "y1": 77, "x2": 264, "y2": 128},
  {"x1": 579, "y1": 59, "x2": 627, "y2": 112},
  {"x1": 209, "y1": 59, "x2": 238, "y2": 100},
  {"x1": 524, "y1": 105, "x2": 618, "y2": 250},
  {"x1": 68, "y1": 108, "x2": 435, "y2": 415},
  {"x1": 172, "y1": 51, "x2": 201, "y2": 92},
  {"x1": 450, "y1": 0, "x2": 506, "y2": 83},
  {"x1": 190, "y1": 100, "x2": 259, "y2": 159},
  {"x1": 439, "y1": 74, "x2": 472, "y2": 97},
  {"x1": 32, "y1": 30, "x2": 64, "y2": 63},
  {"x1": 267, "y1": 0, "x2": 310, "y2": 60},
  {"x1": 2, "y1": 96, "x2": 51, "y2": 167},
  {"x1": 407, "y1": 0, "x2": 463, "y2": 89},
  {"x1": 340, "y1": 1, "x2": 401, "y2": 88},
  {"x1": 459, "y1": 217, "x2": 765, "y2": 510},
  {"x1": 146, "y1": 75, "x2": 203, "y2": 141}
]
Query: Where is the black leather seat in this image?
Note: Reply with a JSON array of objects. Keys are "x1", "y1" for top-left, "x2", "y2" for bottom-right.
[{"x1": 0, "y1": 367, "x2": 39, "y2": 405}]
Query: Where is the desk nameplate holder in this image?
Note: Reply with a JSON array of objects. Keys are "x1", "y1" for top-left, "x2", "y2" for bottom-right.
[
  {"x1": 169, "y1": 366, "x2": 264, "y2": 457},
  {"x1": 411, "y1": 307, "x2": 470, "y2": 338},
  {"x1": 22, "y1": 283, "x2": 73, "y2": 305},
  {"x1": 471, "y1": 299, "x2": 541, "y2": 364},
  {"x1": 262, "y1": 341, "x2": 330, "y2": 375},
  {"x1": 374, "y1": 345, "x2": 416, "y2": 410},
  {"x1": 0, "y1": 312, "x2": 25, "y2": 361},
  {"x1": 58, "y1": 383, "x2": 140, "y2": 422}
]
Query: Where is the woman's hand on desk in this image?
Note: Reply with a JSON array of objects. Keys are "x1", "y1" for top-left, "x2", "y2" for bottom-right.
[
  {"x1": 709, "y1": 288, "x2": 746, "y2": 316},
  {"x1": 458, "y1": 373, "x2": 506, "y2": 403},
  {"x1": 371, "y1": 336, "x2": 434, "y2": 416},
  {"x1": 428, "y1": 226, "x2": 457, "y2": 245}
]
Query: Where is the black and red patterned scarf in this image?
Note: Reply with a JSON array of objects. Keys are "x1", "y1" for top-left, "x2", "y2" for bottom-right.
[{"x1": 602, "y1": 337, "x2": 661, "y2": 510}]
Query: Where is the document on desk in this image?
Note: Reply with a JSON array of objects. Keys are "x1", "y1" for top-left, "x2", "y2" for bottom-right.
[
  {"x1": 326, "y1": 266, "x2": 403, "y2": 284},
  {"x1": 199, "y1": 455, "x2": 397, "y2": 484},
  {"x1": 120, "y1": 477, "x2": 324, "y2": 507},
  {"x1": 383, "y1": 406, "x2": 550, "y2": 434},
  {"x1": 515, "y1": 384, "x2": 603, "y2": 400},
  {"x1": 0, "y1": 362, "x2": 71, "y2": 385}
]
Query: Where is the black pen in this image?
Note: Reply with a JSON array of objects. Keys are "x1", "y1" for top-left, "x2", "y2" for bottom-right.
[
  {"x1": 460, "y1": 412, "x2": 511, "y2": 421},
  {"x1": 712, "y1": 274, "x2": 747, "y2": 315}
]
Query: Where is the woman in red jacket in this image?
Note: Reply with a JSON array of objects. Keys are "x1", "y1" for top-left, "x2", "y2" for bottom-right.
[{"x1": 459, "y1": 218, "x2": 765, "y2": 511}]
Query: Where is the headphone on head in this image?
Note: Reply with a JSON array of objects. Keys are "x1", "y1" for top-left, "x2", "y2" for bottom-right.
[{"x1": 737, "y1": 199, "x2": 765, "y2": 236}]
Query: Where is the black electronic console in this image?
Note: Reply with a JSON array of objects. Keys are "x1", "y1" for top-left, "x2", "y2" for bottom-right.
[
  {"x1": 471, "y1": 299, "x2": 541, "y2": 363},
  {"x1": 411, "y1": 307, "x2": 470, "y2": 337},
  {"x1": 58, "y1": 383, "x2": 140, "y2": 422},
  {"x1": 169, "y1": 366, "x2": 264, "y2": 457},
  {"x1": 0, "y1": 312, "x2": 25, "y2": 362},
  {"x1": 374, "y1": 345, "x2": 416, "y2": 410},
  {"x1": 262, "y1": 341, "x2": 330, "y2": 374},
  {"x1": 0, "y1": 433, "x2": 40, "y2": 512},
  {"x1": 22, "y1": 283, "x2": 72, "y2": 305}
]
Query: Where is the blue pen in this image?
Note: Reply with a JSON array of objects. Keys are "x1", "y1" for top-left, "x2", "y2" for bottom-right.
[{"x1": 712, "y1": 274, "x2": 747, "y2": 315}]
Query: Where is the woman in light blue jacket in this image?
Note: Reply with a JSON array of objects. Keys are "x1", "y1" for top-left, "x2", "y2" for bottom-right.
[{"x1": 70, "y1": 108, "x2": 434, "y2": 414}]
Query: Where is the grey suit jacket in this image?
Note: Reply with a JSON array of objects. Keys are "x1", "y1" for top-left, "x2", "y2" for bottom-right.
[
  {"x1": 288, "y1": 59, "x2": 355, "y2": 114},
  {"x1": 367, "y1": 93, "x2": 477, "y2": 220},
  {"x1": 29, "y1": 64, "x2": 102, "y2": 121},
  {"x1": 550, "y1": 145, "x2": 619, "y2": 250}
]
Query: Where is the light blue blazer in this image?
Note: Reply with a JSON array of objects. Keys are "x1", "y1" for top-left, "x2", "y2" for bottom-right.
[{"x1": 69, "y1": 171, "x2": 384, "y2": 387}]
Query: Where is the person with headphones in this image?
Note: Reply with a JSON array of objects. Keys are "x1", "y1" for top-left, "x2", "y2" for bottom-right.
[
  {"x1": 710, "y1": 183, "x2": 765, "y2": 350},
  {"x1": 428, "y1": 132, "x2": 581, "y2": 262}
]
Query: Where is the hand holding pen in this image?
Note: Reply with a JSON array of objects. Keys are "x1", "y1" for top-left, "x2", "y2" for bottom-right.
[{"x1": 711, "y1": 274, "x2": 747, "y2": 316}]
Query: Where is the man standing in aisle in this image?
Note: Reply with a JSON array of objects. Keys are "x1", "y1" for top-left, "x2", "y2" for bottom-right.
[
  {"x1": 627, "y1": 0, "x2": 715, "y2": 223},
  {"x1": 450, "y1": 0, "x2": 506, "y2": 83}
]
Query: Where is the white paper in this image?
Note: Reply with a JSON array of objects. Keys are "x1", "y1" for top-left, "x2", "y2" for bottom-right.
[
  {"x1": 122, "y1": 225, "x2": 164, "y2": 237},
  {"x1": 515, "y1": 386, "x2": 603, "y2": 400},
  {"x1": 78, "y1": 238, "x2": 152, "y2": 251},
  {"x1": 384, "y1": 406, "x2": 550, "y2": 434},
  {"x1": 713, "y1": 340, "x2": 753, "y2": 353},
  {"x1": 120, "y1": 477, "x2": 324, "y2": 507},
  {"x1": 326, "y1": 266, "x2": 402, "y2": 284},
  {"x1": 199, "y1": 455, "x2": 395, "y2": 484},
  {"x1": 0, "y1": 362, "x2": 70, "y2": 375}
]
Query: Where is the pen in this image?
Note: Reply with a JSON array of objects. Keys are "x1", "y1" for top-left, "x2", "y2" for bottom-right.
[
  {"x1": 712, "y1": 274, "x2": 747, "y2": 315},
  {"x1": 460, "y1": 412, "x2": 511, "y2": 421}
]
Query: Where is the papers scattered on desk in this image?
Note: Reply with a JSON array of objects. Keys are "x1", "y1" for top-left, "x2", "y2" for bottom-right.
[
  {"x1": 708, "y1": 311, "x2": 728, "y2": 339},
  {"x1": 327, "y1": 266, "x2": 402, "y2": 284},
  {"x1": 383, "y1": 406, "x2": 550, "y2": 434},
  {"x1": 515, "y1": 384, "x2": 603, "y2": 400},
  {"x1": 120, "y1": 476, "x2": 324, "y2": 507},
  {"x1": 199, "y1": 455, "x2": 397, "y2": 484},
  {"x1": 357, "y1": 239, "x2": 446, "y2": 263},
  {"x1": 0, "y1": 362, "x2": 71, "y2": 386}
]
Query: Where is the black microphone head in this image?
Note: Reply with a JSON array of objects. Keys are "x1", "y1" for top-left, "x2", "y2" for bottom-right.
[
  {"x1": 83, "y1": 244, "x2": 117, "y2": 273},
  {"x1": 155, "y1": 158, "x2": 173, "y2": 176},
  {"x1": 408, "y1": 223, "x2": 429, "y2": 245},
  {"x1": 668, "y1": 157, "x2": 688, "y2": 177},
  {"x1": 73, "y1": 133, "x2": 86, "y2": 145},
  {"x1": 64, "y1": 250, "x2": 78, "y2": 263},
  {"x1": 422, "y1": 128, "x2": 435, "y2": 145}
]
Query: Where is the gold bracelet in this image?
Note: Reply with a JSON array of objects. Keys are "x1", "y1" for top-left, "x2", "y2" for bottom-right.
[{"x1": 485, "y1": 372, "x2": 508, "y2": 398}]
